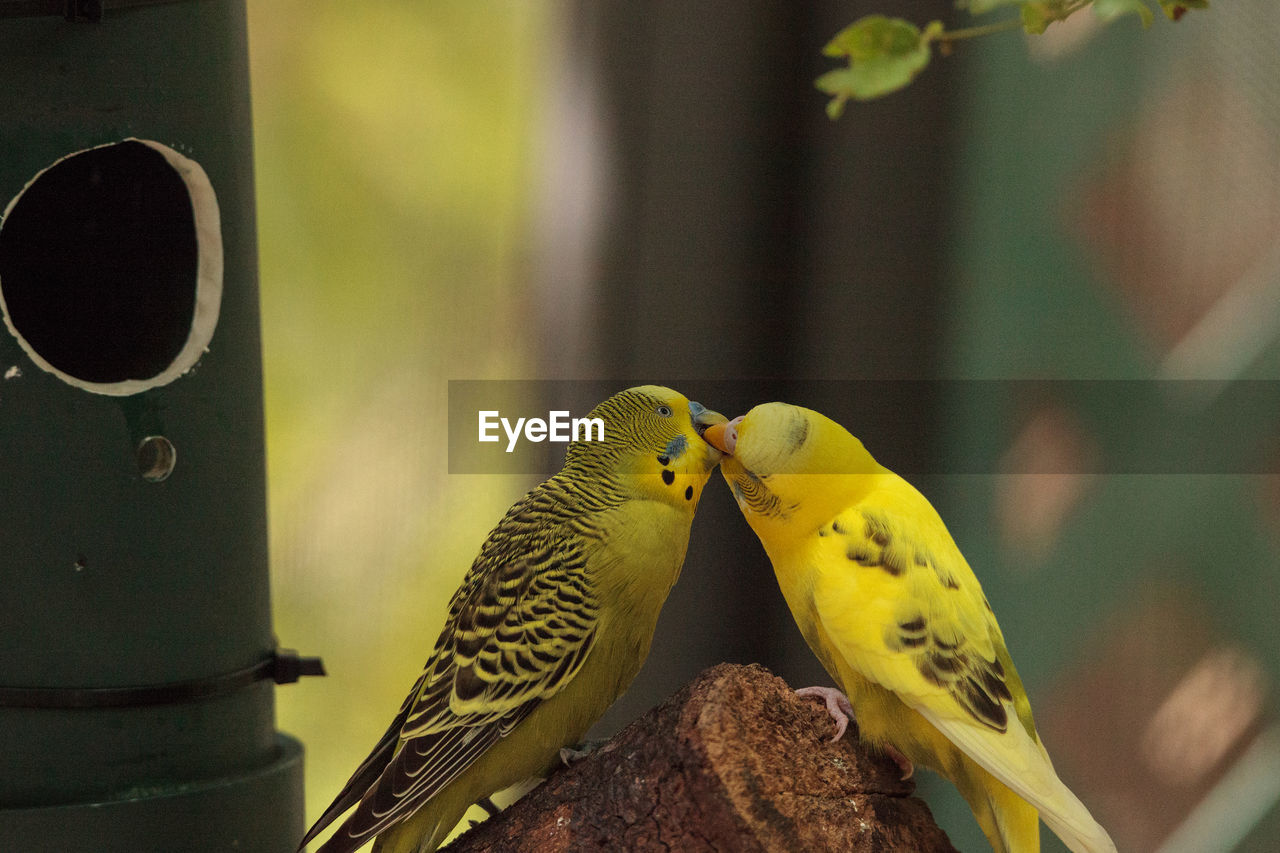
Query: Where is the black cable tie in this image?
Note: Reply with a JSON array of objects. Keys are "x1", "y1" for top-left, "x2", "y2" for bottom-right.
[
  {"x1": 0, "y1": 647, "x2": 327, "y2": 709},
  {"x1": 271, "y1": 648, "x2": 328, "y2": 685}
]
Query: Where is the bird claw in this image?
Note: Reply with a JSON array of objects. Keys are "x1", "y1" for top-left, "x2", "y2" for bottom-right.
[
  {"x1": 884, "y1": 743, "x2": 914, "y2": 780},
  {"x1": 559, "y1": 738, "x2": 611, "y2": 767},
  {"x1": 796, "y1": 685, "x2": 856, "y2": 742},
  {"x1": 795, "y1": 687, "x2": 913, "y2": 779}
]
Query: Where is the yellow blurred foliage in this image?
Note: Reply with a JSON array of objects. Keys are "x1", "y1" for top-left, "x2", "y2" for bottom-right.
[{"x1": 246, "y1": 0, "x2": 550, "y2": 833}]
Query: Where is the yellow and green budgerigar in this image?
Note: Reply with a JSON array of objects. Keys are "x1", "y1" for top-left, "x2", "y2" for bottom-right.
[
  {"x1": 300, "y1": 386, "x2": 727, "y2": 853},
  {"x1": 703, "y1": 403, "x2": 1115, "y2": 853}
]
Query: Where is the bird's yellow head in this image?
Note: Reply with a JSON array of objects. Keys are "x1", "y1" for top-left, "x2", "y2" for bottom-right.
[
  {"x1": 704, "y1": 402, "x2": 882, "y2": 542},
  {"x1": 565, "y1": 385, "x2": 728, "y2": 509}
]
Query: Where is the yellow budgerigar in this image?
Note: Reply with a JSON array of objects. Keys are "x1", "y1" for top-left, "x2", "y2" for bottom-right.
[
  {"x1": 703, "y1": 403, "x2": 1115, "y2": 853},
  {"x1": 300, "y1": 386, "x2": 727, "y2": 853}
]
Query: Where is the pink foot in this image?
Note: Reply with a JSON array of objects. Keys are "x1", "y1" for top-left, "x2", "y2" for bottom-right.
[
  {"x1": 883, "y1": 743, "x2": 914, "y2": 780},
  {"x1": 796, "y1": 685, "x2": 856, "y2": 742}
]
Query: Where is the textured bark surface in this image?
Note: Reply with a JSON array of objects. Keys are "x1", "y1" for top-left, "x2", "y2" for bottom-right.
[{"x1": 449, "y1": 663, "x2": 958, "y2": 852}]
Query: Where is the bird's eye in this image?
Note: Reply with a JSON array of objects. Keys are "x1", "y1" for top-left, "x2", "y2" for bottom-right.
[{"x1": 656, "y1": 405, "x2": 673, "y2": 417}]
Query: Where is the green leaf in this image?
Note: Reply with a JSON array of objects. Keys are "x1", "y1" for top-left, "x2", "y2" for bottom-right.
[
  {"x1": 1158, "y1": 0, "x2": 1209, "y2": 20},
  {"x1": 961, "y1": 0, "x2": 1029, "y2": 14},
  {"x1": 1093, "y1": 0, "x2": 1155, "y2": 27},
  {"x1": 817, "y1": 15, "x2": 933, "y2": 111},
  {"x1": 817, "y1": 72, "x2": 852, "y2": 119},
  {"x1": 1020, "y1": 3, "x2": 1051, "y2": 35}
]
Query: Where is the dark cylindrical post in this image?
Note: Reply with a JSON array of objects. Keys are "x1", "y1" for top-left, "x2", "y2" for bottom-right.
[{"x1": 0, "y1": 3, "x2": 311, "y2": 850}]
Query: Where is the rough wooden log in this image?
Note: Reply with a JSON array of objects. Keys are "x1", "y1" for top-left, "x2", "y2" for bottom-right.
[{"x1": 449, "y1": 663, "x2": 958, "y2": 852}]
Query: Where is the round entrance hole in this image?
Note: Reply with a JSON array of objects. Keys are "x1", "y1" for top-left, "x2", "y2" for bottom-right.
[{"x1": 0, "y1": 139, "x2": 222, "y2": 396}]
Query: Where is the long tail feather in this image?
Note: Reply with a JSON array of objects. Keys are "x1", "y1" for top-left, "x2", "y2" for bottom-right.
[
  {"x1": 299, "y1": 685, "x2": 417, "y2": 851},
  {"x1": 921, "y1": 707, "x2": 1117, "y2": 853}
]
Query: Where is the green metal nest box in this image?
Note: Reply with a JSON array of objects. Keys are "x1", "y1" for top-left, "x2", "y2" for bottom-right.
[{"x1": 0, "y1": 3, "x2": 321, "y2": 851}]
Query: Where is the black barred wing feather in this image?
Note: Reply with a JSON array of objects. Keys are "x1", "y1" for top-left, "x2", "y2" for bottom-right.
[
  {"x1": 816, "y1": 502, "x2": 1036, "y2": 739},
  {"x1": 297, "y1": 673, "x2": 425, "y2": 850},
  {"x1": 404, "y1": 543, "x2": 598, "y2": 735},
  {"x1": 815, "y1": 496, "x2": 1116, "y2": 853},
  {"x1": 306, "y1": 477, "x2": 610, "y2": 853}
]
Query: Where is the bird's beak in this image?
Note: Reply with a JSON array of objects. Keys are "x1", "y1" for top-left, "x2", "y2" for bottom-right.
[
  {"x1": 689, "y1": 401, "x2": 728, "y2": 443},
  {"x1": 702, "y1": 415, "x2": 743, "y2": 455}
]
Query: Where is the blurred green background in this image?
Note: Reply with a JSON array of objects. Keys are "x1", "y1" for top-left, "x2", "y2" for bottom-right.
[
  {"x1": 245, "y1": 0, "x2": 549, "y2": 841},
  {"x1": 245, "y1": 2, "x2": 1280, "y2": 851}
]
